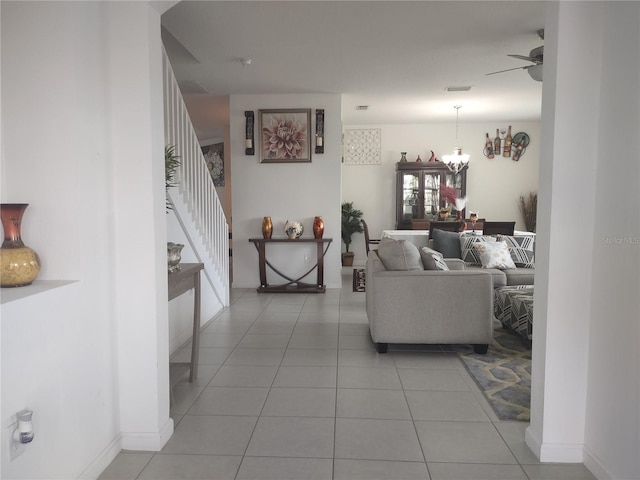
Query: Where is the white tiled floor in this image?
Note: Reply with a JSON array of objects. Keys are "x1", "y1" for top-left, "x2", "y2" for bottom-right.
[{"x1": 99, "y1": 268, "x2": 596, "y2": 480}]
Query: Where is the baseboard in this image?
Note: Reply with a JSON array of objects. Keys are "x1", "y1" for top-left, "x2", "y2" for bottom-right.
[
  {"x1": 583, "y1": 446, "x2": 614, "y2": 480},
  {"x1": 77, "y1": 434, "x2": 122, "y2": 479},
  {"x1": 120, "y1": 417, "x2": 174, "y2": 451},
  {"x1": 525, "y1": 426, "x2": 586, "y2": 464}
]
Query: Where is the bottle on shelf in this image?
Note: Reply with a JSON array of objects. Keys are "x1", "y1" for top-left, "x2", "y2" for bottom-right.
[
  {"x1": 484, "y1": 133, "x2": 494, "y2": 158},
  {"x1": 494, "y1": 128, "x2": 501, "y2": 156},
  {"x1": 503, "y1": 125, "x2": 512, "y2": 157}
]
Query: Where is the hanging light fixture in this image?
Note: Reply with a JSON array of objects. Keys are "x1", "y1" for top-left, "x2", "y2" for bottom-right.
[{"x1": 442, "y1": 105, "x2": 470, "y2": 174}]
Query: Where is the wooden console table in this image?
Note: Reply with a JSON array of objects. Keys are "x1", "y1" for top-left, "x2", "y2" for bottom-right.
[
  {"x1": 248, "y1": 238, "x2": 332, "y2": 293},
  {"x1": 168, "y1": 263, "x2": 203, "y2": 382}
]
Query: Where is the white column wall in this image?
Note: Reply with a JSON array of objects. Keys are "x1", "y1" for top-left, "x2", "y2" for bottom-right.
[
  {"x1": 1, "y1": 2, "x2": 172, "y2": 478},
  {"x1": 106, "y1": 2, "x2": 172, "y2": 452},
  {"x1": 528, "y1": 3, "x2": 640, "y2": 478}
]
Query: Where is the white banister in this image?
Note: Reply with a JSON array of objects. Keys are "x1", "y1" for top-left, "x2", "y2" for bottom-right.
[{"x1": 162, "y1": 49, "x2": 229, "y2": 307}]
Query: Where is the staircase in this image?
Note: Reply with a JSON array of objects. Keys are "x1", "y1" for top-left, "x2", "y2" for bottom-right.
[{"x1": 162, "y1": 49, "x2": 230, "y2": 309}]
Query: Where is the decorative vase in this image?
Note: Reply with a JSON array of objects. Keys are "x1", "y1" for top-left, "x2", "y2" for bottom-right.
[
  {"x1": 167, "y1": 242, "x2": 185, "y2": 273},
  {"x1": 399, "y1": 152, "x2": 408, "y2": 163},
  {"x1": 284, "y1": 220, "x2": 303, "y2": 239},
  {"x1": 0, "y1": 203, "x2": 41, "y2": 287},
  {"x1": 415, "y1": 155, "x2": 422, "y2": 162},
  {"x1": 456, "y1": 210, "x2": 466, "y2": 232},
  {"x1": 262, "y1": 216, "x2": 273, "y2": 239},
  {"x1": 313, "y1": 216, "x2": 324, "y2": 239}
]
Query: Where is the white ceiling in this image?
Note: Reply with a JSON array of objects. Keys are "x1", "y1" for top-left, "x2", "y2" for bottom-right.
[{"x1": 161, "y1": 1, "x2": 545, "y2": 135}]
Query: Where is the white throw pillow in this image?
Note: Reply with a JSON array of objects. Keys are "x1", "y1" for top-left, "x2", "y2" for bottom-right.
[
  {"x1": 460, "y1": 235, "x2": 497, "y2": 266},
  {"x1": 472, "y1": 241, "x2": 516, "y2": 270},
  {"x1": 377, "y1": 238, "x2": 423, "y2": 271}
]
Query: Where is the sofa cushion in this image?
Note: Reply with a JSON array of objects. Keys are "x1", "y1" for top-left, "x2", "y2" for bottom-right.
[
  {"x1": 419, "y1": 246, "x2": 445, "y2": 270},
  {"x1": 465, "y1": 265, "x2": 507, "y2": 288},
  {"x1": 432, "y1": 255, "x2": 450, "y2": 271},
  {"x1": 504, "y1": 267, "x2": 535, "y2": 286},
  {"x1": 473, "y1": 241, "x2": 516, "y2": 270},
  {"x1": 377, "y1": 237, "x2": 423, "y2": 271},
  {"x1": 460, "y1": 235, "x2": 497, "y2": 265},
  {"x1": 497, "y1": 235, "x2": 535, "y2": 268},
  {"x1": 432, "y1": 229, "x2": 461, "y2": 258}
]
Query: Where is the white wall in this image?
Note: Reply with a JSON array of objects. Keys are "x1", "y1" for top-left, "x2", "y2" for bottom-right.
[
  {"x1": 342, "y1": 121, "x2": 540, "y2": 265},
  {"x1": 528, "y1": 3, "x2": 640, "y2": 478},
  {"x1": 1, "y1": 2, "x2": 172, "y2": 478},
  {"x1": 230, "y1": 95, "x2": 342, "y2": 289}
]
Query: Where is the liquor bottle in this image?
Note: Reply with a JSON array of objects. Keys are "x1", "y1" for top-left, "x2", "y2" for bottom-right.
[
  {"x1": 503, "y1": 125, "x2": 512, "y2": 157},
  {"x1": 484, "y1": 133, "x2": 494, "y2": 158},
  {"x1": 512, "y1": 137, "x2": 526, "y2": 161},
  {"x1": 494, "y1": 129, "x2": 501, "y2": 156}
]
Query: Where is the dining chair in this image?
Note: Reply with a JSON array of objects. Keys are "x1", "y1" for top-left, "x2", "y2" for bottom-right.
[
  {"x1": 482, "y1": 221, "x2": 516, "y2": 235},
  {"x1": 361, "y1": 219, "x2": 381, "y2": 255}
]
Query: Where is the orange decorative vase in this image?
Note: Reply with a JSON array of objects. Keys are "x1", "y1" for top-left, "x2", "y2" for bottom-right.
[
  {"x1": 262, "y1": 216, "x2": 273, "y2": 239},
  {"x1": 313, "y1": 216, "x2": 324, "y2": 239},
  {"x1": 1, "y1": 204, "x2": 41, "y2": 287}
]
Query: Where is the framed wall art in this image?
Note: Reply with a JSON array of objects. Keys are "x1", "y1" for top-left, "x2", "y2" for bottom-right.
[
  {"x1": 344, "y1": 128, "x2": 382, "y2": 165},
  {"x1": 201, "y1": 142, "x2": 224, "y2": 186},
  {"x1": 259, "y1": 108, "x2": 311, "y2": 163}
]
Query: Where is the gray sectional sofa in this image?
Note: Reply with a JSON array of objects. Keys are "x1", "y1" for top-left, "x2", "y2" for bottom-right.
[
  {"x1": 365, "y1": 232, "x2": 535, "y2": 353},
  {"x1": 365, "y1": 238, "x2": 494, "y2": 354}
]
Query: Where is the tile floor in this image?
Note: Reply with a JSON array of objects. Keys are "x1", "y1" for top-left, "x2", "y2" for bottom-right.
[{"x1": 99, "y1": 268, "x2": 596, "y2": 480}]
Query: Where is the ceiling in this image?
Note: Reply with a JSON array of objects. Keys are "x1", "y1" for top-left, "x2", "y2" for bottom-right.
[{"x1": 161, "y1": 1, "x2": 545, "y2": 137}]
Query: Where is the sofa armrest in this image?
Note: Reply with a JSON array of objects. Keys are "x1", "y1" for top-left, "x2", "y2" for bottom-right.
[{"x1": 444, "y1": 258, "x2": 465, "y2": 270}]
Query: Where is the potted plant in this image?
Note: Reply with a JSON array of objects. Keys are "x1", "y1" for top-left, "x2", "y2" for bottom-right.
[{"x1": 341, "y1": 201, "x2": 364, "y2": 266}]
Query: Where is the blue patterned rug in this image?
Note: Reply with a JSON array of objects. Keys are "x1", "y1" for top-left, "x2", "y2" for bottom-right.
[{"x1": 456, "y1": 328, "x2": 531, "y2": 421}]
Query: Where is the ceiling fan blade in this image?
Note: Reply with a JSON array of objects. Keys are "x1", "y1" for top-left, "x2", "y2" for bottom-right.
[
  {"x1": 485, "y1": 65, "x2": 529, "y2": 76},
  {"x1": 507, "y1": 54, "x2": 535, "y2": 62}
]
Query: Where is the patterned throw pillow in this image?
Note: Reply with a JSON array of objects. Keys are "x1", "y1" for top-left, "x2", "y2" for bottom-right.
[
  {"x1": 473, "y1": 241, "x2": 517, "y2": 270},
  {"x1": 459, "y1": 235, "x2": 497, "y2": 266},
  {"x1": 419, "y1": 246, "x2": 449, "y2": 271},
  {"x1": 497, "y1": 235, "x2": 535, "y2": 268},
  {"x1": 432, "y1": 255, "x2": 450, "y2": 271}
]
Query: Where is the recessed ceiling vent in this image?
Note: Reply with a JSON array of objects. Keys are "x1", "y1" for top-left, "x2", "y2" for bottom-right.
[
  {"x1": 355, "y1": 105, "x2": 369, "y2": 110},
  {"x1": 445, "y1": 86, "x2": 472, "y2": 92}
]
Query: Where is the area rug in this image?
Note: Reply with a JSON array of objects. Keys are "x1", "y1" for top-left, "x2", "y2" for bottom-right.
[
  {"x1": 456, "y1": 328, "x2": 531, "y2": 421},
  {"x1": 352, "y1": 268, "x2": 366, "y2": 292}
]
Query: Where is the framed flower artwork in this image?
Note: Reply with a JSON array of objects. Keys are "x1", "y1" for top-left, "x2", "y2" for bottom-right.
[{"x1": 259, "y1": 109, "x2": 311, "y2": 163}]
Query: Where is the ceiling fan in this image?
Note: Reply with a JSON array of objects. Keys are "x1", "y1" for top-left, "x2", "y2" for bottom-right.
[{"x1": 486, "y1": 29, "x2": 544, "y2": 81}]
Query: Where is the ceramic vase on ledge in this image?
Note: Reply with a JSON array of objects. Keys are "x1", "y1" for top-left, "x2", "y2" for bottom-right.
[
  {"x1": 0, "y1": 203, "x2": 41, "y2": 287},
  {"x1": 313, "y1": 216, "x2": 324, "y2": 239},
  {"x1": 262, "y1": 216, "x2": 273, "y2": 239}
]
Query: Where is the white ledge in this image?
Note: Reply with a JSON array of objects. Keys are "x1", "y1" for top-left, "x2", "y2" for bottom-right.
[{"x1": 0, "y1": 280, "x2": 77, "y2": 305}]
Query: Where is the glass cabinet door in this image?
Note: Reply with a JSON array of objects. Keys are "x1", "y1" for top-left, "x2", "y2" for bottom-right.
[
  {"x1": 401, "y1": 173, "x2": 420, "y2": 222},
  {"x1": 423, "y1": 172, "x2": 440, "y2": 218}
]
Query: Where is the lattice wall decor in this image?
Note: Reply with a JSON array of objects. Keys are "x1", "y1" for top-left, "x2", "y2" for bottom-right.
[{"x1": 343, "y1": 129, "x2": 381, "y2": 165}]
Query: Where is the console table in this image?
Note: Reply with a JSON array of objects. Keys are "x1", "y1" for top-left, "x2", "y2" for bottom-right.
[
  {"x1": 248, "y1": 238, "x2": 332, "y2": 293},
  {"x1": 168, "y1": 263, "x2": 203, "y2": 382}
]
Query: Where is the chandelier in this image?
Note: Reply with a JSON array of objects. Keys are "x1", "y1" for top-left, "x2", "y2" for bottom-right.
[{"x1": 442, "y1": 105, "x2": 470, "y2": 174}]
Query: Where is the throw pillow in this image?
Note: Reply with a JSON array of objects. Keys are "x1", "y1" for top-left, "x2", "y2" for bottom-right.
[
  {"x1": 376, "y1": 237, "x2": 423, "y2": 271},
  {"x1": 432, "y1": 255, "x2": 450, "y2": 271},
  {"x1": 473, "y1": 241, "x2": 517, "y2": 270},
  {"x1": 497, "y1": 235, "x2": 535, "y2": 268},
  {"x1": 459, "y1": 235, "x2": 497, "y2": 266},
  {"x1": 419, "y1": 246, "x2": 443, "y2": 270},
  {"x1": 431, "y1": 229, "x2": 462, "y2": 258}
]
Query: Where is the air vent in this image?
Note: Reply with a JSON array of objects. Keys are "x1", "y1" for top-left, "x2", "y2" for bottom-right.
[
  {"x1": 445, "y1": 86, "x2": 472, "y2": 92},
  {"x1": 355, "y1": 105, "x2": 369, "y2": 111}
]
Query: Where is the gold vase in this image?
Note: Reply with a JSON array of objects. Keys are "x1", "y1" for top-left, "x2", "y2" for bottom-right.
[
  {"x1": 313, "y1": 216, "x2": 324, "y2": 239},
  {"x1": 262, "y1": 216, "x2": 273, "y2": 239},
  {"x1": 1, "y1": 203, "x2": 41, "y2": 287}
]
